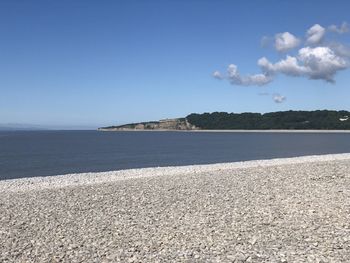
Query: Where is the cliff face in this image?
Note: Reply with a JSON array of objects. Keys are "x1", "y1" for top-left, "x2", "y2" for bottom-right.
[{"x1": 99, "y1": 118, "x2": 198, "y2": 131}]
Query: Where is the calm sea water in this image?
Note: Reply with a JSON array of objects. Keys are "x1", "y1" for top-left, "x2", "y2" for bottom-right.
[{"x1": 1, "y1": 130, "x2": 350, "y2": 180}]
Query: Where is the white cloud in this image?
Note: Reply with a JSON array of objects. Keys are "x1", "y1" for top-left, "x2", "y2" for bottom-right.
[
  {"x1": 274, "y1": 32, "x2": 300, "y2": 52},
  {"x1": 306, "y1": 24, "x2": 325, "y2": 45},
  {"x1": 213, "y1": 70, "x2": 223, "y2": 79},
  {"x1": 273, "y1": 94, "x2": 286, "y2": 103},
  {"x1": 226, "y1": 64, "x2": 272, "y2": 86},
  {"x1": 328, "y1": 22, "x2": 349, "y2": 34},
  {"x1": 298, "y1": 46, "x2": 348, "y2": 82},
  {"x1": 212, "y1": 65, "x2": 271, "y2": 86},
  {"x1": 258, "y1": 47, "x2": 348, "y2": 82},
  {"x1": 213, "y1": 22, "x2": 350, "y2": 86},
  {"x1": 328, "y1": 42, "x2": 350, "y2": 58},
  {"x1": 258, "y1": 56, "x2": 307, "y2": 76}
]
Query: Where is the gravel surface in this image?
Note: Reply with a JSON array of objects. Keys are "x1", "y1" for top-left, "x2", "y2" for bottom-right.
[{"x1": 1, "y1": 154, "x2": 350, "y2": 262}]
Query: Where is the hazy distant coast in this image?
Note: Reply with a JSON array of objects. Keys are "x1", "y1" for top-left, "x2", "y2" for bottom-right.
[{"x1": 1, "y1": 153, "x2": 350, "y2": 261}]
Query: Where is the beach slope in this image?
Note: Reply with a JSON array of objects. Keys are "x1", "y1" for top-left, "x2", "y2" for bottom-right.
[{"x1": 1, "y1": 154, "x2": 350, "y2": 262}]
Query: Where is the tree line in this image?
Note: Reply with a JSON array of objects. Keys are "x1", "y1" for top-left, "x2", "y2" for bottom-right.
[{"x1": 186, "y1": 110, "x2": 350, "y2": 130}]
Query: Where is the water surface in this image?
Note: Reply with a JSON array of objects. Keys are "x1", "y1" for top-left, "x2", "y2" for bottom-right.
[{"x1": 1, "y1": 130, "x2": 350, "y2": 180}]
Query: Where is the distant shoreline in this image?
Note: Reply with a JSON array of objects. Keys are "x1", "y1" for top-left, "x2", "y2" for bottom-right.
[
  {"x1": 2, "y1": 153, "x2": 350, "y2": 190},
  {"x1": 99, "y1": 110, "x2": 350, "y2": 131},
  {"x1": 98, "y1": 129, "x2": 350, "y2": 133}
]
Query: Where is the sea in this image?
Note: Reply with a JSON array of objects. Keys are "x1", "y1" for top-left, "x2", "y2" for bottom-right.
[{"x1": 1, "y1": 130, "x2": 350, "y2": 180}]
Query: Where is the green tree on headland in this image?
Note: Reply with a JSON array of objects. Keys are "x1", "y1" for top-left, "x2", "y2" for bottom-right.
[{"x1": 186, "y1": 110, "x2": 350, "y2": 130}]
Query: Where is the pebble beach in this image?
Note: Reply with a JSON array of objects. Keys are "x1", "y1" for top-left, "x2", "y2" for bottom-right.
[{"x1": 1, "y1": 153, "x2": 350, "y2": 262}]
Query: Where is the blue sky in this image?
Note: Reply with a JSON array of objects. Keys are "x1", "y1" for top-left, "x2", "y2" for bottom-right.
[{"x1": 0, "y1": 0, "x2": 349, "y2": 129}]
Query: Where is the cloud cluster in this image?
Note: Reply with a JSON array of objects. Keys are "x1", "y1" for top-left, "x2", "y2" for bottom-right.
[
  {"x1": 214, "y1": 22, "x2": 349, "y2": 86},
  {"x1": 258, "y1": 92, "x2": 287, "y2": 103},
  {"x1": 328, "y1": 22, "x2": 349, "y2": 34},
  {"x1": 275, "y1": 32, "x2": 300, "y2": 52},
  {"x1": 306, "y1": 24, "x2": 325, "y2": 45},
  {"x1": 273, "y1": 94, "x2": 286, "y2": 103},
  {"x1": 259, "y1": 46, "x2": 347, "y2": 82},
  {"x1": 213, "y1": 70, "x2": 223, "y2": 79},
  {"x1": 225, "y1": 64, "x2": 272, "y2": 86}
]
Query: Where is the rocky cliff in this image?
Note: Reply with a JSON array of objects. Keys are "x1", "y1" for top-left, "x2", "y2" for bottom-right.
[{"x1": 98, "y1": 118, "x2": 198, "y2": 131}]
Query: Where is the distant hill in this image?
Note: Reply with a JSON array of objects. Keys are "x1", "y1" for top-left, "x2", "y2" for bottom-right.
[
  {"x1": 186, "y1": 110, "x2": 350, "y2": 130},
  {"x1": 99, "y1": 110, "x2": 350, "y2": 131},
  {"x1": 99, "y1": 118, "x2": 197, "y2": 131}
]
